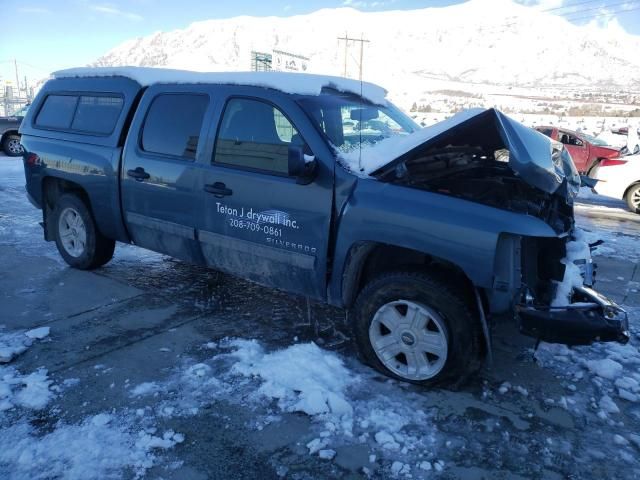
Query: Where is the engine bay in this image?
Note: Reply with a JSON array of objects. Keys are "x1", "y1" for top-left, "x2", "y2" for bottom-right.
[{"x1": 383, "y1": 145, "x2": 574, "y2": 233}]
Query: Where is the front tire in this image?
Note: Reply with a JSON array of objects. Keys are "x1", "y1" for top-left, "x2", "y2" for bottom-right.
[
  {"x1": 52, "y1": 194, "x2": 115, "y2": 269},
  {"x1": 352, "y1": 271, "x2": 482, "y2": 386},
  {"x1": 625, "y1": 184, "x2": 640, "y2": 214},
  {"x1": 2, "y1": 134, "x2": 23, "y2": 156}
]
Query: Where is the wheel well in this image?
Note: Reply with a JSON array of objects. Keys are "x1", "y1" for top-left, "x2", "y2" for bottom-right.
[
  {"x1": 624, "y1": 180, "x2": 640, "y2": 195},
  {"x1": 42, "y1": 177, "x2": 93, "y2": 241},
  {"x1": 342, "y1": 242, "x2": 476, "y2": 308},
  {"x1": 624, "y1": 182, "x2": 640, "y2": 198},
  {"x1": 1, "y1": 130, "x2": 20, "y2": 142}
]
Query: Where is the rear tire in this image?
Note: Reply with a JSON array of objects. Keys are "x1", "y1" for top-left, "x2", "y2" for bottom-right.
[
  {"x1": 2, "y1": 134, "x2": 23, "y2": 157},
  {"x1": 625, "y1": 184, "x2": 640, "y2": 214},
  {"x1": 352, "y1": 271, "x2": 483, "y2": 387},
  {"x1": 52, "y1": 193, "x2": 115, "y2": 269}
]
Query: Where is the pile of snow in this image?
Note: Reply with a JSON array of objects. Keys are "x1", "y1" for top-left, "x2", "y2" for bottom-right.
[
  {"x1": 535, "y1": 308, "x2": 640, "y2": 412},
  {"x1": 552, "y1": 229, "x2": 591, "y2": 307},
  {"x1": 0, "y1": 326, "x2": 54, "y2": 412},
  {"x1": 130, "y1": 381, "x2": 162, "y2": 397},
  {"x1": 0, "y1": 326, "x2": 50, "y2": 363},
  {"x1": 229, "y1": 339, "x2": 355, "y2": 426},
  {"x1": 54, "y1": 66, "x2": 388, "y2": 105},
  {"x1": 0, "y1": 414, "x2": 184, "y2": 479},
  {"x1": 0, "y1": 367, "x2": 53, "y2": 411},
  {"x1": 133, "y1": 338, "x2": 441, "y2": 475}
]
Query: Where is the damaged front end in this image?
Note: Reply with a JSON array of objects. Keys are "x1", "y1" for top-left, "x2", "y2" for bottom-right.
[
  {"x1": 516, "y1": 233, "x2": 629, "y2": 345},
  {"x1": 373, "y1": 108, "x2": 629, "y2": 347}
]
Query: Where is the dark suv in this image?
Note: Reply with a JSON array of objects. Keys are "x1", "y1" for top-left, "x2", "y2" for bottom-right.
[{"x1": 1, "y1": 104, "x2": 29, "y2": 156}]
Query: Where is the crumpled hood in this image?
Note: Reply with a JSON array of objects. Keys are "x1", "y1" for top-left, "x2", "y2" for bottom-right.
[{"x1": 372, "y1": 108, "x2": 581, "y2": 198}]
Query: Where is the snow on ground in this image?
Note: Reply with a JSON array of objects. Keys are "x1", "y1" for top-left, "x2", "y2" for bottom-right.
[
  {"x1": 129, "y1": 338, "x2": 444, "y2": 477},
  {"x1": 0, "y1": 326, "x2": 53, "y2": 412},
  {"x1": 0, "y1": 366, "x2": 52, "y2": 412},
  {"x1": 0, "y1": 325, "x2": 184, "y2": 479},
  {"x1": 534, "y1": 307, "x2": 640, "y2": 419},
  {"x1": 0, "y1": 414, "x2": 184, "y2": 479},
  {"x1": 0, "y1": 326, "x2": 50, "y2": 363},
  {"x1": 575, "y1": 187, "x2": 640, "y2": 261}
]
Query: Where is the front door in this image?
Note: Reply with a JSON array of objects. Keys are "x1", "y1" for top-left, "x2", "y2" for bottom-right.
[
  {"x1": 559, "y1": 130, "x2": 589, "y2": 172},
  {"x1": 121, "y1": 89, "x2": 210, "y2": 263},
  {"x1": 198, "y1": 93, "x2": 333, "y2": 300}
]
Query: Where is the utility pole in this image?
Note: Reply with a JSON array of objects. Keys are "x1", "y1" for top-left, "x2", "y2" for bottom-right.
[
  {"x1": 337, "y1": 34, "x2": 370, "y2": 80},
  {"x1": 14, "y1": 59, "x2": 20, "y2": 97}
]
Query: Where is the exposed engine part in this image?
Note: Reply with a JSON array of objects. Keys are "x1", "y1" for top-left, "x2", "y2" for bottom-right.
[{"x1": 386, "y1": 146, "x2": 574, "y2": 233}]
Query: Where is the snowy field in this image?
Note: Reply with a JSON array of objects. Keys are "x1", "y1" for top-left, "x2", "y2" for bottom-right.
[{"x1": 1, "y1": 154, "x2": 639, "y2": 479}]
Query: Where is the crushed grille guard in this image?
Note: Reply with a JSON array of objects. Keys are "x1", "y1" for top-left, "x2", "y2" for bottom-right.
[{"x1": 516, "y1": 286, "x2": 630, "y2": 346}]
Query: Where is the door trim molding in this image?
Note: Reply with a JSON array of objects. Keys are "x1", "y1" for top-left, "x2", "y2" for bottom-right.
[
  {"x1": 126, "y1": 212, "x2": 195, "y2": 240},
  {"x1": 198, "y1": 230, "x2": 315, "y2": 270}
]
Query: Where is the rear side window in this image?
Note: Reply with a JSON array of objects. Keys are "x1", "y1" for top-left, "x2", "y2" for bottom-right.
[
  {"x1": 36, "y1": 95, "x2": 78, "y2": 129},
  {"x1": 35, "y1": 93, "x2": 123, "y2": 135},
  {"x1": 141, "y1": 94, "x2": 209, "y2": 159},
  {"x1": 71, "y1": 96, "x2": 124, "y2": 134}
]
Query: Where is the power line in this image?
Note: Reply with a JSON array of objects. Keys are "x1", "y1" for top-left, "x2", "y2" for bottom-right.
[
  {"x1": 463, "y1": 2, "x2": 640, "y2": 35},
  {"x1": 561, "y1": 3, "x2": 640, "y2": 23},
  {"x1": 557, "y1": 0, "x2": 640, "y2": 21},
  {"x1": 542, "y1": 0, "x2": 613, "y2": 13}
]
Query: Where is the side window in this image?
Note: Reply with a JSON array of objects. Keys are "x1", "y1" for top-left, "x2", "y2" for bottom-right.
[
  {"x1": 35, "y1": 95, "x2": 78, "y2": 129},
  {"x1": 71, "y1": 96, "x2": 124, "y2": 134},
  {"x1": 539, "y1": 128, "x2": 553, "y2": 138},
  {"x1": 141, "y1": 94, "x2": 209, "y2": 159},
  {"x1": 214, "y1": 98, "x2": 301, "y2": 174}
]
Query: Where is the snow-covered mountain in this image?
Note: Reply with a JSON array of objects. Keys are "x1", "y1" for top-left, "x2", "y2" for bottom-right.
[{"x1": 92, "y1": 0, "x2": 640, "y2": 95}]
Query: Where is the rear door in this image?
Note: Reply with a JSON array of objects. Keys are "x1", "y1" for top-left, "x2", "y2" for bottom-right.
[
  {"x1": 121, "y1": 85, "x2": 211, "y2": 263},
  {"x1": 197, "y1": 88, "x2": 334, "y2": 300}
]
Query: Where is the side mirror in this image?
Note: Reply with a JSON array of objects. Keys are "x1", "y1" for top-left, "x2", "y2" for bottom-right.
[{"x1": 288, "y1": 145, "x2": 317, "y2": 185}]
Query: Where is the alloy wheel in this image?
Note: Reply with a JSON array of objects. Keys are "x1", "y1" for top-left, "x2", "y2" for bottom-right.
[
  {"x1": 369, "y1": 300, "x2": 448, "y2": 381},
  {"x1": 58, "y1": 207, "x2": 87, "y2": 257}
]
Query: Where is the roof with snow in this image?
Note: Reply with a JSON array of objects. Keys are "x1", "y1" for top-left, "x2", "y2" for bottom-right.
[{"x1": 52, "y1": 66, "x2": 388, "y2": 105}]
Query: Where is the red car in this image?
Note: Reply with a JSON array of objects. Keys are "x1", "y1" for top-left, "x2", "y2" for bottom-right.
[{"x1": 535, "y1": 126, "x2": 620, "y2": 174}]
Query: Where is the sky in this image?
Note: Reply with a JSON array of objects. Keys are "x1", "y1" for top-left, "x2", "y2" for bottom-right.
[{"x1": 1, "y1": 0, "x2": 639, "y2": 88}]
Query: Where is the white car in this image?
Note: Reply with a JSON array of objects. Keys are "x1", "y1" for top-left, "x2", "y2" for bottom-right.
[{"x1": 593, "y1": 155, "x2": 640, "y2": 213}]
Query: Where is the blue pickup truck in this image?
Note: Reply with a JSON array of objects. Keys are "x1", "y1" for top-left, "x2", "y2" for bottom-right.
[{"x1": 19, "y1": 67, "x2": 629, "y2": 386}]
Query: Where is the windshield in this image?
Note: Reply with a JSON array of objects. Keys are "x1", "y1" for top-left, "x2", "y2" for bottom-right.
[
  {"x1": 582, "y1": 133, "x2": 608, "y2": 146},
  {"x1": 297, "y1": 92, "x2": 418, "y2": 154}
]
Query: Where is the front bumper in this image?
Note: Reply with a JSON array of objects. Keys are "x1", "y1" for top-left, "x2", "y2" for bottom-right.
[{"x1": 516, "y1": 286, "x2": 630, "y2": 345}]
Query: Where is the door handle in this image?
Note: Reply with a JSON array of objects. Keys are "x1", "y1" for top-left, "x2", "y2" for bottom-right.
[
  {"x1": 204, "y1": 182, "x2": 233, "y2": 197},
  {"x1": 127, "y1": 167, "x2": 150, "y2": 181}
]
